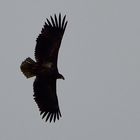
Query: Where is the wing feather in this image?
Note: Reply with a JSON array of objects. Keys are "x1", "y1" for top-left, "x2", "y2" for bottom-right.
[
  {"x1": 46, "y1": 18, "x2": 52, "y2": 27},
  {"x1": 33, "y1": 76, "x2": 61, "y2": 122},
  {"x1": 62, "y1": 15, "x2": 66, "y2": 29},
  {"x1": 59, "y1": 13, "x2": 61, "y2": 28},
  {"x1": 54, "y1": 14, "x2": 59, "y2": 27},
  {"x1": 50, "y1": 16, "x2": 56, "y2": 27}
]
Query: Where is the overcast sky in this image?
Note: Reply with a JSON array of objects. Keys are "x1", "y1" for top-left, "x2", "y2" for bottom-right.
[{"x1": 0, "y1": 0, "x2": 140, "y2": 140}]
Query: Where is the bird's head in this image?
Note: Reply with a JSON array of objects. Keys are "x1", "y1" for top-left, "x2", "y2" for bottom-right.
[{"x1": 57, "y1": 73, "x2": 65, "y2": 80}]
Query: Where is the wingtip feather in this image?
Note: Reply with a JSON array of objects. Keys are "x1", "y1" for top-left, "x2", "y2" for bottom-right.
[
  {"x1": 62, "y1": 15, "x2": 66, "y2": 29},
  {"x1": 46, "y1": 18, "x2": 52, "y2": 26},
  {"x1": 50, "y1": 16, "x2": 55, "y2": 27},
  {"x1": 54, "y1": 14, "x2": 58, "y2": 27}
]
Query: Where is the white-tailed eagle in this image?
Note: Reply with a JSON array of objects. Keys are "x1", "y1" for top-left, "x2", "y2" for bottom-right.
[{"x1": 20, "y1": 14, "x2": 67, "y2": 122}]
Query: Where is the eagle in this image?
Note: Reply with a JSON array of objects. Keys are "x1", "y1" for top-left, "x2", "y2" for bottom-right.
[{"x1": 20, "y1": 14, "x2": 68, "y2": 122}]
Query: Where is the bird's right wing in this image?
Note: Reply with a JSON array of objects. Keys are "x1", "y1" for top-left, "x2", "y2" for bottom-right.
[
  {"x1": 33, "y1": 76, "x2": 61, "y2": 122},
  {"x1": 35, "y1": 14, "x2": 67, "y2": 65}
]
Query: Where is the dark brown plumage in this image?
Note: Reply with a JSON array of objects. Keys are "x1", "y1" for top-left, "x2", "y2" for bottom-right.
[{"x1": 20, "y1": 14, "x2": 67, "y2": 122}]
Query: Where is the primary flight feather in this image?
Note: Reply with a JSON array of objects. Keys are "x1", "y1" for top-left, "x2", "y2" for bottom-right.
[{"x1": 20, "y1": 14, "x2": 67, "y2": 122}]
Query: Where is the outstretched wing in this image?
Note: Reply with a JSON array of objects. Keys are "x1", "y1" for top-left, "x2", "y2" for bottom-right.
[
  {"x1": 35, "y1": 14, "x2": 68, "y2": 65},
  {"x1": 33, "y1": 76, "x2": 61, "y2": 122}
]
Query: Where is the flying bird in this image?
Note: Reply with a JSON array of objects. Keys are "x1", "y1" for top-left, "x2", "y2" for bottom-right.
[{"x1": 20, "y1": 14, "x2": 68, "y2": 122}]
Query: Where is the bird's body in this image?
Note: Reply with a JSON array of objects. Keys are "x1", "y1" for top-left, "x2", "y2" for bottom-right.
[{"x1": 20, "y1": 14, "x2": 67, "y2": 122}]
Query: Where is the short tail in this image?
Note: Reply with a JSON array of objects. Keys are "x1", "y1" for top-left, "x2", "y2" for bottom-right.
[{"x1": 20, "y1": 57, "x2": 37, "y2": 78}]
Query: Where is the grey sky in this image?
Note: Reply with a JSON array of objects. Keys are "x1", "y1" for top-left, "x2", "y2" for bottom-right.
[{"x1": 0, "y1": 0, "x2": 140, "y2": 139}]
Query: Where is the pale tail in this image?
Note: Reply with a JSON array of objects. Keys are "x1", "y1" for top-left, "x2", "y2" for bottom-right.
[{"x1": 20, "y1": 57, "x2": 37, "y2": 78}]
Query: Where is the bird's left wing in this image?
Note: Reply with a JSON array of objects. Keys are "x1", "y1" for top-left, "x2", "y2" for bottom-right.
[{"x1": 33, "y1": 76, "x2": 61, "y2": 122}]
